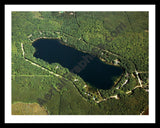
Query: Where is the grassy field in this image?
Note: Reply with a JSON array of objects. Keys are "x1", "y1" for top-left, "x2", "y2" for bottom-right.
[{"x1": 12, "y1": 102, "x2": 48, "y2": 115}]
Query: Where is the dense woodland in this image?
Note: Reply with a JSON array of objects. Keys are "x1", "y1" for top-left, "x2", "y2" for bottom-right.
[{"x1": 12, "y1": 11, "x2": 149, "y2": 115}]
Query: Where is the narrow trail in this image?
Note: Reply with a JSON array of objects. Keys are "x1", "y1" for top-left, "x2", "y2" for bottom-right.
[
  {"x1": 69, "y1": 13, "x2": 148, "y2": 91},
  {"x1": 20, "y1": 42, "x2": 120, "y2": 104},
  {"x1": 135, "y1": 69, "x2": 143, "y2": 87},
  {"x1": 15, "y1": 13, "x2": 148, "y2": 114},
  {"x1": 20, "y1": 43, "x2": 88, "y2": 103},
  {"x1": 63, "y1": 32, "x2": 146, "y2": 91},
  {"x1": 20, "y1": 36, "x2": 147, "y2": 105},
  {"x1": 52, "y1": 12, "x2": 148, "y2": 113},
  {"x1": 21, "y1": 43, "x2": 62, "y2": 78},
  {"x1": 95, "y1": 94, "x2": 120, "y2": 104}
]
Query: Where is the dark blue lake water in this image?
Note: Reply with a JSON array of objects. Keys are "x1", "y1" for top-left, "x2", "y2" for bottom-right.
[{"x1": 32, "y1": 39, "x2": 123, "y2": 89}]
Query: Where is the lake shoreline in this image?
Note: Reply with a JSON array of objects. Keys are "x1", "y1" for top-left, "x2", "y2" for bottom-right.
[{"x1": 32, "y1": 37, "x2": 123, "y2": 90}]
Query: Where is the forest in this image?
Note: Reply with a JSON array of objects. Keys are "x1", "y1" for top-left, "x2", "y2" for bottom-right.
[{"x1": 12, "y1": 11, "x2": 149, "y2": 115}]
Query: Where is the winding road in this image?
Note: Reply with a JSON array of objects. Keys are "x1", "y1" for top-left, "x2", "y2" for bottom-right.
[
  {"x1": 20, "y1": 43, "x2": 89, "y2": 102},
  {"x1": 16, "y1": 13, "x2": 148, "y2": 115},
  {"x1": 21, "y1": 43, "x2": 62, "y2": 78},
  {"x1": 135, "y1": 69, "x2": 143, "y2": 87},
  {"x1": 20, "y1": 31, "x2": 148, "y2": 107}
]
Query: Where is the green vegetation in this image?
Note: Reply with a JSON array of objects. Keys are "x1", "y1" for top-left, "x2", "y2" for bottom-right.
[{"x1": 12, "y1": 11, "x2": 148, "y2": 115}]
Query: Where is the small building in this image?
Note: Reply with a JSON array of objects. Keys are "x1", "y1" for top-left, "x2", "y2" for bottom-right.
[
  {"x1": 84, "y1": 85, "x2": 87, "y2": 88},
  {"x1": 39, "y1": 31, "x2": 42, "y2": 35},
  {"x1": 28, "y1": 34, "x2": 32, "y2": 38},
  {"x1": 74, "y1": 79, "x2": 78, "y2": 82},
  {"x1": 145, "y1": 89, "x2": 149, "y2": 92},
  {"x1": 69, "y1": 12, "x2": 74, "y2": 15},
  {"x1": 114, "y1": 59, "x2": 120, "y2": 65},
  {"x1": 55, "y1": 65, "x2": 59, "y2": 69},
  {"x1": 116, "y1": 86, "x2": 120, "y2": 89},
  {"x1": 125, "y1": 72, "x2": 129, "y2": 77}
]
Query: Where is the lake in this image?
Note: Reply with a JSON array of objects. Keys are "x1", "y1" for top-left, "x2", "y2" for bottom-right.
[{"x1": 32, "y1": 39, "x2": 123, "y2": 90}]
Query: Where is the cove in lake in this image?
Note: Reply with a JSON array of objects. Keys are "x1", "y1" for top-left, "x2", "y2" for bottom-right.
[{"x1": 32, "y1": 39, "x2": 123, "y2": 90}]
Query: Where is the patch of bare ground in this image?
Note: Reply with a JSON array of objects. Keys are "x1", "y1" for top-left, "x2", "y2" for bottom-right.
[{"x1": 12, "y1": 102, "x2": 48, "y2": 115}]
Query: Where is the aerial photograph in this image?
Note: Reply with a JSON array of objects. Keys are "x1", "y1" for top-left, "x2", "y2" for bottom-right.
[{"x1": 11, "y1": 11, "x2": 149, "y2": 115}]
